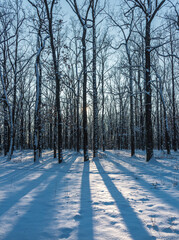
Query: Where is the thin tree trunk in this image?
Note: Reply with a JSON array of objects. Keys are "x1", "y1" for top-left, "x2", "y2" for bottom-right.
[
  {"x1": 28, "y1": 105, "x2": 31, "y2": 149},
  {"x1": 38, "y1": 58, "x2": 42, "y2": 157},
  {"x1": 54, "y1": 111, "x2": 57, "y2": 158},
  {"x1": 1, "y1": 68, "x2": 13, "y2": 160},
  {"x1": 44, "y1": 0, "x2": 63, "y2": 163},
  {"x1": 159, "y1": 88, "x2": 170, "y2": 154},
  {"x1": 20, "y1": 99, "x2": 24, "y2": 150},
  {"x1": 65, "y1": 103, "x2": 69, "y2": 149},
  {"x1": 3, "y1": 103, "x2": 9, "y2": 156},
  {"x1": 12, "y1": 29, "x2": 19, "y2": 154},
  {"x1": 170, "y1": 31, "x2": 177, "y2": 151},
  {"x1": 145, "y1": 19, "x2": 153, "y2": 161},
  {"x1": 92, "y1": 1, "x2": 98, "y2": 158},
  {"x1": 101, "y1": 60, "x2": 105, "y2": 152},
  {"x1": 76, "y1": 78, "x2": 80, "y2": 152},
  {"x1": 33, "y1": 35, "x2": 47, "y2": 162},
  {"x1": 154, "y1": 70, "x2": 171, "y2": 154},
  {"x1": 156, "y1": 80, "x2": 160, "y2": 150},
  {"x1": 129, "y1": 60, "x2": 135, "y2": 156},
  {"x1": 49, "y1": 112, "x2": 53, "y2": 149},
  {"x1": 34, "y1": 57, "x2": 40, "y2": 163},
  {"x1": 82, "y1": 28, "x2": 89, "y2": 161}
]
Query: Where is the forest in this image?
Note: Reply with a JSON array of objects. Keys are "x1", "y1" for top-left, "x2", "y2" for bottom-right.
[
  {"x1": 0, "y1": 0, "x2": 178, "y2": 162},
  {"x1": 0, "y1": 1, "x2": 179, "y2": 240}
]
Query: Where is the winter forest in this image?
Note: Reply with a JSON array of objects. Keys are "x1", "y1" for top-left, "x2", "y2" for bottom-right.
[
  {"x1": 0, "y1": 0, "x2": 179, "y2": 239},
  {"x1": 0, "y1": 0, "x2": 178, "y2": 162}
]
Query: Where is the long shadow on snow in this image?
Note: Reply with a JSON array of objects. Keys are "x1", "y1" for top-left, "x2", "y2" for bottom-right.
[
  {"x1": 110, "y1": 150, "x2": 178, "y2": 180},
  {"x1": 0, "y1": 163, "x2": 44, "y2": 184},
  {"x1": 78, "y1": 161, "x2": 94, "y2": 240},
  {"x1": 3, "y1": 154, "x2": 78, "y2": 240},
  {"x1": 106, "y1": 151, "x2": 179, "y2": 212},
  {"x1": 0, "y1": 171, "x2": 51, "y2": 218},
  {"x1": 0, "y1": 153, "x2": 77, "y2": 218},
  {"x1": 0, "y1": 162, "x2": 39, "y2": 184},
  {"x1": 95, "y1": 159, "x2": 155, "y2": 240},
  {"x1": 107, "y1": 150, "x2": 179, "y2": 190},
  {"x1": 0, "y1": 151, "x2": 57, "y2": 184},
  {"x1": 0, "y1": 169, "x2": 19, "y2": 183},
  {"x1": 0, "y1": 151, "x2": 73, "y2": 190}
]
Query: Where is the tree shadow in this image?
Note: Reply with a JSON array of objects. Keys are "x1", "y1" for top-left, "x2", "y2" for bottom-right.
[
  {"x1": 0, "y1": 151, "x2": 75, "y2": 186},
  {"x1": 124, "y1": 151, "x2": 177, "y2": 184},
  {"x1": 0, "y1": 154, "x2": 77, "y2": 240},
  {"x1": 77, "y1": 160, "x2": 94, "y2": 240},
  {"x1": 0, "y1": 169, "x2": 50, "y2": 217},
  {"x1": 95, "y1": 159, "x2": 155, "y2": 240},
  {"x1": 0, "y1": 150, "x2": 53, "y2": 185},
  {"x1": 0, "y1": 169, "x2": 19, "y2": 184},
  {"x1": 110, "y1": 150, "x2": 178, "y2": 178},
  {"x1": 105, "y1": 151, "x2": 179, "y2": 211}
]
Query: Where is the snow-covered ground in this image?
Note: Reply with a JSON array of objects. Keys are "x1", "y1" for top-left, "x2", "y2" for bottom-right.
[{"x1": 0, "y1": 150, "x2": 178, "y2": 240}]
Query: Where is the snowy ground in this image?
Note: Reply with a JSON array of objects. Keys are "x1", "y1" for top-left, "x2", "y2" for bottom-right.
[{"x1": 0, "y1": 150, "x2": 178, "y2": 240}]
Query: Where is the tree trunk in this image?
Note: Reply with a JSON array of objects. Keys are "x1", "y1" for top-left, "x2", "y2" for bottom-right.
[
  {"x1": 20, "y1": 99, "x2": 24, "y2": 150},
  {"x1": 92, "y1": 2, "x2": 98, "y2": 158},
  {"x1": 34, "y1": 59, "x2": 40, "y2": 163},
  {"x1": 3, "y1": 103, "x2": 9, "y2": 156},
  {"x1": 82, "y1": 28, "x2": 89, "y2": 161},
  {"x1": 38, "y1": 59, "x2": 42, "y2": 157},
  {"x1": 28, "y1": 105, "x2": 31, "y2": 149},
  {"x1": 33, "y1": 33, "x2": 47, "y2": 163},
  {"x1": 54, "y1": 111, "x2": 57, "y2": 158},
  {"x1": 12, "y1": 30, "x2": 19, "y2": 154},
  {"x1": 145, "y1": 19, "x2": 153, "y2": 161},
  {"x1": 129, "y1": 58, "x2": 135, "y2": 156},
  {"x1": 101, "y1": 59, "x2": 105, "y2": 152},
  {"x1": 76, "y1": 74, "x2": 80, "y2": 152},
  {"x1": 170, "y1": 32, "x2": 177, "y2": 151},
  {"x1": 1, "y1": 69, "x2": 13, "y2": 160},
  {"x1": 156, "y1": 80, "x2": 160, "y2": 150},
  {"x1": 44, "y1": 0, "x2": 63, "y2": 163}
]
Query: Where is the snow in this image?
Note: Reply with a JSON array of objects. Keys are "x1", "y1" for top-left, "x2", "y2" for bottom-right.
[{"x1": 0, "y1": 149, "x2": 179, "y2": 240}]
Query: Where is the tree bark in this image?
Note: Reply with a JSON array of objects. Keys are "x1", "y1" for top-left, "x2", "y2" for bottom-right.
[
  {"x1": 170, "y1": 29, "x2": 177, "y2": 151},
  {"x1": 129, "y1": 57, "x2": 135, "y2": 156},
  {"x1": 44, "y1": 0, "x2": 63, "y2": 163},
  {"x1": 145, "y1": 19, "x2": 153, "y2": 161},
  {"x1": 101, "y1": 59, "x2": 105, "y2": 152},
  {"x1": 92, "y1": 2, "x2": 98, "y2": 158},
  {"x1": 82, "y1": 28, "x2": 89, "y2": 161}
]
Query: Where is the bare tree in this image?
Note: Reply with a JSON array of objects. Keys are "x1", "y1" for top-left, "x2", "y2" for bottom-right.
[
  {"x1": 66, "y1": 0, "x2": 92, "y2": 161},
  {"x1": 0, "y1": 68, "x2": 13, "y2": 160},
  {"x1": 129, "y1": 0, "x2": 166, "y2": 161},
  {"x1": 107, "y1": 7, "x2": 136, "y2": 156},
  {"x1": 91, "y1": 0, "x2": 98, "y2": 158},
  {"x1": 43, "y1": 0, "x2": 63, "y2": 163}
]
